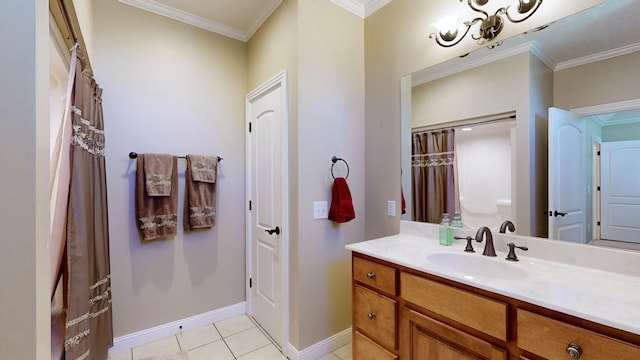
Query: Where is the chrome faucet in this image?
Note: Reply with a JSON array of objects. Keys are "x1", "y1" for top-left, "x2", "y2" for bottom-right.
[
  {"x1": 475, "y1": 226, "x2": 497, "y2": 257},
  {"x1": 499, "y1": 220, "x2": 515, "y2": 234}
]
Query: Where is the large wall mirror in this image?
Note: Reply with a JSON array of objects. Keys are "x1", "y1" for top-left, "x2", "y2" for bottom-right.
[{"x1": 401, "y1": 0, "x2": 640, "y2": 250}]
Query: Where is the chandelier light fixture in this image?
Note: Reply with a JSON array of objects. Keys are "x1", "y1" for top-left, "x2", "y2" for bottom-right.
[{"x1": 430, "y1": 0, "x2": 543, "y2": 48}]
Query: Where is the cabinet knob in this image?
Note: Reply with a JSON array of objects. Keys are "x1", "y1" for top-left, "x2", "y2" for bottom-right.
[
  {"x1": 566, "y1": 343, "x2": 583, "y2": 359},
  {"x1": 367, "y1": 271, "x2": 376, "y2": 279},
  {"x1": 367, "y1": 312, "x2": 376, "y2": 320}
]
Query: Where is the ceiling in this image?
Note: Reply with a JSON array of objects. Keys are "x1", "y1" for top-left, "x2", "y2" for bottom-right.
[{"x1": 117, "y1": 0, "x2": 389, "y2": 42}]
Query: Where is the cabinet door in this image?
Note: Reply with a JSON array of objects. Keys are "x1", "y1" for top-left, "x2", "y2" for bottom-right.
[
  {"x1": 400, "y1": 307, "x2": 508, "y2": 360},
  {"x1": 354, "y1": 331, "x2": 398, "y2": 360}
]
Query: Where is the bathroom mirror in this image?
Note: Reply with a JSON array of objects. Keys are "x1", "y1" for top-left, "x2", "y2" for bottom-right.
[{"x1": 401, "y1": 0, "x2": 640, "y2": 250}]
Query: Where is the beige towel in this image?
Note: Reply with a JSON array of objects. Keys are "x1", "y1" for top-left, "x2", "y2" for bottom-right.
[
  {"x1": 189, "y1": 154, "x2": 217, "y2": 183},
  {"x1": 143, "y1": 153, "x2": 174, "y2": 196},
  {"x1": 184, "y1": 155, "x2": 218, "y2": 231},
  {"x1": 136, "y1": 154, "x2": 178, "y2": 241}
]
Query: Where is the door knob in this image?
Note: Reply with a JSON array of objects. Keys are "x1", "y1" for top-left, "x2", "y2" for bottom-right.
[
  {"x1": 546, "y1": 210, "x2": 568, "y2": 217},
  {"x1": 265, "y1": 226, "x2": 280, "y2": 235}
]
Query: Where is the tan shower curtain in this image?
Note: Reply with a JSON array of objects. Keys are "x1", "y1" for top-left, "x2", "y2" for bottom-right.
[
  {"x1": 412, "y1": 129, "x2": 458, "y2": 223},
  {"x1": 64, "y1": 48, "x2": 113, "y2": 360}
]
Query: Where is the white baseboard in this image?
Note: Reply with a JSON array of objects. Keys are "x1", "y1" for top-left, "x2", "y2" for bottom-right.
[
  {"x1": 284, "y1": 327, "x2": 352, "y2": 360},
  {"x1": 108, "y1": 302, "x2": 246, "y2": 355}
]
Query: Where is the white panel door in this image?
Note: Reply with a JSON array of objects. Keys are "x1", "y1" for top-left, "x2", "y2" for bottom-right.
[
  {"x1": 247, "y1": 73, "x2": 287, "y2": 348},
  {"x1": 601, "y1": 140, "x2": 640, "y2": 243},
  {"x1": 548, "y1": 108, "x2": 587, "y2": 243}
]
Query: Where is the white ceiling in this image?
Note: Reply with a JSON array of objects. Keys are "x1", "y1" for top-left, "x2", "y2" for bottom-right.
[{"x1": 117, "y1": 0, "x2": 390, "y2": 42}]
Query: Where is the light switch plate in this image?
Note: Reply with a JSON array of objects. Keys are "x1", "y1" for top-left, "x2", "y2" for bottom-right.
[
  {"x1": 387, "y1": 200, "x2": 396, "y2": 217},
  {"x1": 313, "y1": 201, "x2": 328, "y2": 220}
]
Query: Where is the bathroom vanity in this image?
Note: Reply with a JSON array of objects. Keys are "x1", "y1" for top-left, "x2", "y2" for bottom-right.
[{"x1": 347, "y1": 221, "x2": 640, "y2": 359}]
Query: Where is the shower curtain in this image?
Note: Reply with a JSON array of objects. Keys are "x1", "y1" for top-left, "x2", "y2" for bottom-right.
[
  {"x1": 412, "y1": 129, "x2": 458, "y2": 223},
  {"x1": 63, "y1": 47, "x2": 113, "y2": 360}
]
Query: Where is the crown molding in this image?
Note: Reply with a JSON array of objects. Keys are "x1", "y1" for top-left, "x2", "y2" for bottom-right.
[
  {"x1": 574, "y1": 98, "x2": 640, "y2": 128},
  {"x1": 412, "y1": 41, "x2": 538, "y2": 87},
  {"x1": 572, "y1": 99, "x2": 640, "y2": 116},
  {"x1": 590, "y1": 113, "x2": 640, "y2": 127},
  {"x1": 245, "y1": 0, "x2": 283, "y2": 41},
  {"x1": 330, "y1": 0, "x2": 391, "y2": 19},
  {"x1": 365, "y1": 0, "x2": 392, "y2": 17},
  {"x1": 118, "y1": 0, "x2": 247, "y2": 41},
  {"x1": 555, "y1": 42, "x2": 640, "y2": 71},
  {"x1": 529, "y1": 42, "x2": 556, "y2": 70}
]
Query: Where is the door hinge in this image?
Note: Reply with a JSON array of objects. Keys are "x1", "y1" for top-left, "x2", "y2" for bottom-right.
[
  {"x1": 597, "y1": 221, "x2": 601, "y2": 226},
  {"x1": 249, "y1": 200, "x2": 252, "y2": 211},
  {"x1": 249, "y1": 122, "x2": 252, "y2": 133},
  {"x1": 249, "y1": 278, "x2": 252, "y2": 288},
  {"x1": 597, "y1": 150, "x2": 601, "y2": 156},
  {"x1": 597, "y1": 186, "x2": 601, "y2": 191}
]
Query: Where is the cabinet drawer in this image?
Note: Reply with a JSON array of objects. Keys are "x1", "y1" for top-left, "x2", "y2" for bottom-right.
[
  {"x1": 517, "y1": 309, "x2": 640, "y2": 360},
  {"x1": 354, "y1": 331, "x2": 398, "y2": 360},
  {"x1": 354, "y1": 256, "x2": 397, "y2": 295},
  {"x1": 354, "y1": 284, "x2": 397, "y2": 351},
  {"x1": 401, "y1": 272, "x2": 508, "y2": 341}
]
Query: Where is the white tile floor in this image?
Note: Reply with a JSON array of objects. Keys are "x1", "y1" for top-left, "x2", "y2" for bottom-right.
[{"x1": 108, "y1": 314, "x2": 352, "y2": 360}]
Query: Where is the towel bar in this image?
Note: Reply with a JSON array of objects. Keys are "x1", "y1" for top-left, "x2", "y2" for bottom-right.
[{"x1": 128, "y1": 152, "x2": 222, "y2": 162}]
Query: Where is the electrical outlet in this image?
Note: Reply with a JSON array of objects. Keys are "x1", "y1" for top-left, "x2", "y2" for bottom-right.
[
  {"x1": 387, "y1": 200, "x2": 396, "y2": 217},
  {"x1": 313, "y1": 201, "x2": 328, "y2": 219}
]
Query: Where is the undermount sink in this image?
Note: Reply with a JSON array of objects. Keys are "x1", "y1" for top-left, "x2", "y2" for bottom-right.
[{"x1": 426, "y1": 252, "x2": 529, "y2": 280}]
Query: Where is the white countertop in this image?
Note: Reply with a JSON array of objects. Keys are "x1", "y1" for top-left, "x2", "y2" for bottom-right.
[{"x1": 346, "y1": 221, "x2": 640, "y2": 336}]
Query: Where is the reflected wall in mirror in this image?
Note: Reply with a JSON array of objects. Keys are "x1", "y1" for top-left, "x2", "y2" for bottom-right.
[{"x1": 401, "y1": 0, "x2": 640, "y2": 250}]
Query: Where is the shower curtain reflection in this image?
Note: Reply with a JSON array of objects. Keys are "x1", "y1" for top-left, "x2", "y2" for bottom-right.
[{"x1": 411, "y1": 129, "x2": 459, "y2": 223}]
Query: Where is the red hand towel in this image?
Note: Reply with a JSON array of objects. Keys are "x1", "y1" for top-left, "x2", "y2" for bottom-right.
[{"x1": 328, "y1": 177, "x2": 355, "y2": 223}]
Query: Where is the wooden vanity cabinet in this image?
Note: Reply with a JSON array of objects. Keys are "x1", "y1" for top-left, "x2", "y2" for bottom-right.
[{"x1": 351, "y1": 252, "x2": 640, "y2": 360}]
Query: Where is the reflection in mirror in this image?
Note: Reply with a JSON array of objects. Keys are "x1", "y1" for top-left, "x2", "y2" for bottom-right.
[
  {"x1": 557, "y1": 107, "x2": 640, "y2": 252},
  {"x1": 401, "y1": 0, "x2": 640, "y2": 251},
  {"x1": 411, "y1": 118, "x2": 516, "y2": 232}
]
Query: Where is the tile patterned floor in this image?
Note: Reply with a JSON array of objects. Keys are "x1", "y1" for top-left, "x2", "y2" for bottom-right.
[{"x1": 108, "y1": 315, "x2": 352, "y2": 360}]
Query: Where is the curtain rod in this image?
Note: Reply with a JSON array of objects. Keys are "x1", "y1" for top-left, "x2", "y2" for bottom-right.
[
  {"x1": 50, "y1": 0, "x2": 92, "y2": 70},
  {"x1": 412, "y1": 112, "x2": 516, "y2": 133},
  {"x1": 128, "y1": 152, "x2": 223, "y2": 162}
]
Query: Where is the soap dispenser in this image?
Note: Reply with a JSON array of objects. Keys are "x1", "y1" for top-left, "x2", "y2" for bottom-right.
[{"x1": 439, "y1": 213, "x2": 453, "y2": 246}]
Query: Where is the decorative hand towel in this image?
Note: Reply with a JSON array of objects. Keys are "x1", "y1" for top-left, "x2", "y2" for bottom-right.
[
  {"x1": 136, "y1": 154, "x2": 178, "y2": 241},
  {"x1": 143, "y1": 153, "x2": 174, "y2": 196},
  {"x1": 184, "y1": 154, "x2": 218, "y2": 231},
  {"x1": 189, "y1": 154, "x2": 217, "y2": 183},
  {"x1": 328, "y1": 177, "x2": 356, "y2": 223}
]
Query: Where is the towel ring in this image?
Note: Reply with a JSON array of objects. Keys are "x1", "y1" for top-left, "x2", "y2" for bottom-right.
[{"x1": 331, "y1": 156, "x2": 349, "y2": 180}]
